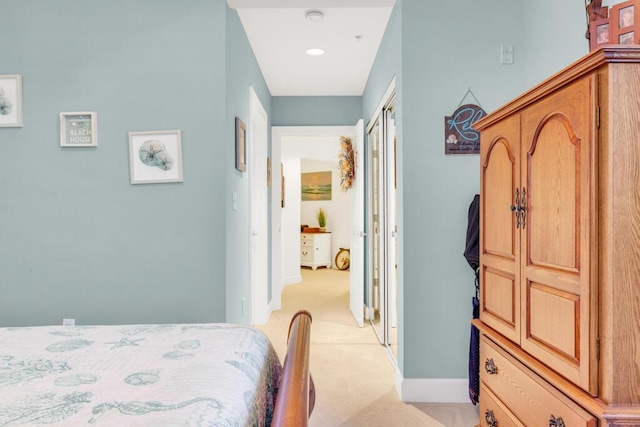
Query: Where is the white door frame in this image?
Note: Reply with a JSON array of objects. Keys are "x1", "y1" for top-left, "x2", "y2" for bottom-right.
[
  {"x1": 350, "y1": 120, "x2": 365, "y2": 327},
  {"x1": 271, "y1": 125, "x2": 358, "y2": 312},
  {"x1": 249, "y1": 87, "x2": 269, "y2": 325}
]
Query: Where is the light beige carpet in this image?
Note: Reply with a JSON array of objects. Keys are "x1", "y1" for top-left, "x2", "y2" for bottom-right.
[{"x1": 257, "y1": 268, "x2": 480, "y2": 426}]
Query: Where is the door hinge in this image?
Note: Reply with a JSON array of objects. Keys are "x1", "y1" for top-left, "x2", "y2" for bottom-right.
[{"x1": 596, "y1": 106, "x2": 600, "y2": 129}]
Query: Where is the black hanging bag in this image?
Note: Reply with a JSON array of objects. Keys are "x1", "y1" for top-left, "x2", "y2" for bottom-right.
[{"x1": 464, "y1": 194, "x2": 480, "y2": 405}]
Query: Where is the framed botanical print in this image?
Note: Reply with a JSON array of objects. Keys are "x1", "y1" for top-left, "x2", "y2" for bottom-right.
[{"x1": 0, "y1": 74, "x2": 23, "y2": 127}]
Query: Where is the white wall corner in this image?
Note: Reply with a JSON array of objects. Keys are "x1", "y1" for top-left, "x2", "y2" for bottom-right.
[
  {"x1": 395, "y1": 369, "x2": 469, "y2": 403},
  {"x1": 283, "y1": 274, "x2": 302, "y2": 286}
]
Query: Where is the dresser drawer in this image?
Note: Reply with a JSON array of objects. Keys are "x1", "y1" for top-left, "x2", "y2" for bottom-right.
[
  {"x1": 480, "y1": 335, "x2": 596, "y2": 427},
  {"x1": 479, "y1": 383, "x2": 524, "y2": 427},
  {"x1": 300, "y1": 248, "x2": 312, "y2": 262}
]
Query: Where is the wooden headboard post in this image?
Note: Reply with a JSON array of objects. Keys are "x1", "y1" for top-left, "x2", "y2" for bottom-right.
[{"x1": 271, "y1": 310, "x2": 313, "y2": 426}]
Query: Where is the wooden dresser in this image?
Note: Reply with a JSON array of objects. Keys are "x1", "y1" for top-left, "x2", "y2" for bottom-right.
[
  {"x1": 473, "y1": 46, "x2": 640, "y2": 427},
  {"x1": 300, "y1": 232, "x2": 332, "y2": 270}
]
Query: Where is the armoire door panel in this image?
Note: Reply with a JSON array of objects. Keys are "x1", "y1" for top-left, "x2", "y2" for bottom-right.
[
  {"x1": 482, "y1": 267, "x2": 518, "y2": 339},
  {"x1": 520, "y1": 75, "x2": 594, "y2": 393},
  {"x1": 527, "y1": 282, "x2": 580, "y2": 364},
  {"x1": 483, "y1": 140, "x2": 517, "y2": 259},
  {"x1": 480, "y1": 115, "x2": 521, "y2": 345},
  {"x1": 527, "y1": 116, "x2": 579, "y2": 271}
]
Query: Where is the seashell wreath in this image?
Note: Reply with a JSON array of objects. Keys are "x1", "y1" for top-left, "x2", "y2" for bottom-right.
[{"x1": 337, "y1": 136, "x2": 355, "y2": 191}]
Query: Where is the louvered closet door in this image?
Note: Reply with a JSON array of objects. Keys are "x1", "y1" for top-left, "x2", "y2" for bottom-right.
[
  {"x1": 520, "y1": 75, "x2": 597, "y2": 394},
  {"x1": 480, "y1": 114, "x2": 521, "y2": 344}
]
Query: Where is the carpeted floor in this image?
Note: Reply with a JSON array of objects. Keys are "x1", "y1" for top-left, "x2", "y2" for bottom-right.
[{"x1": 257, "y1": 268, "x2": 480, "y2": 426}]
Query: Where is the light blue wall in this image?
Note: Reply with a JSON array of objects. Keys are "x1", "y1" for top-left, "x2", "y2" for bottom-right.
[
  {"x1": 521, "y1": 2, "x2": 590, "y2": 87},
  {"x1": 271, "y1": 96, "x2": 362, "y2": 126},
  {"x1": 400, "y1": 0, "x2": 527, "y2": 380},
  {"x1": 225, "y1": 8, "x2": 272, "y2": 324},
  {"x1": 364, "y1": 0, "x2": 593, "y2": 381},
  {"x1": 0, "y1": 0, "x2": 259, "y2": 327}
]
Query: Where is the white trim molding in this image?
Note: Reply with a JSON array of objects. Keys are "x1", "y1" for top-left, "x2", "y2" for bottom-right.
[{"x1": 395, "y1": 367, "x2": 469, "y2": 403}]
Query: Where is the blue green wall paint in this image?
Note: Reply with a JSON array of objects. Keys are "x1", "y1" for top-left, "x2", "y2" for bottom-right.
[
  {"x1": 225, "y1": 7, "x2": 272, "y2": 324},
  {"x1": 272, "y1": 96, "x2": 362, "y2": 126},
  {"x1": 363, "y1": 0, "x2": 589, "y2": 382},
  {"x1": 0, "y1": 0, "x2": 266, "y2": 327}
]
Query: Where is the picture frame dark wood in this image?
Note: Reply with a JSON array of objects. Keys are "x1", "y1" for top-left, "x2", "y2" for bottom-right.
[
  {"x1": 235, "y1": 117, "x2": 246, "y2": 172},
  {"x1": 611, "y1": 0, "x2": 639, "y2": 45},
  {"x1": 589, "y1": 18, "x2": 610, "y2": 51}
]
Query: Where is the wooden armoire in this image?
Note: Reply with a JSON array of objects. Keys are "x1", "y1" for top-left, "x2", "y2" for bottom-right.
[{"x1": 473, "y1": 46, "x2": 640, "y2": 426}]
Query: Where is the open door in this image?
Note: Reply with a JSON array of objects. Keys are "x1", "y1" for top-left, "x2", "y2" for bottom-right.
[
  {"x1": 350, "y1": 120, "x2": 365, "y2": 327},
  {"x1": 249, "y1": 87, "x2": 269, "y2": 325}
]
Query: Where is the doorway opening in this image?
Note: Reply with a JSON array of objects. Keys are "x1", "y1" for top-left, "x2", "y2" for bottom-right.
[{"x1": 271, "y1": 125, "x2": 364, "y2": 328}]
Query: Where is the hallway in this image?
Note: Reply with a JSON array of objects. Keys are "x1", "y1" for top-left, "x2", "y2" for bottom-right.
[{"x1": 257, "y1": 268, "x2": 479, "y2": 426}]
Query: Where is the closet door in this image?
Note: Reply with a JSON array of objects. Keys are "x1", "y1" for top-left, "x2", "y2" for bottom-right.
[
  {"x1": 520, "y1": 76, "x2": 597, "y2": 394},
  {"x1": 479, "y1": 114, "x2": 521, "y2": 344}
]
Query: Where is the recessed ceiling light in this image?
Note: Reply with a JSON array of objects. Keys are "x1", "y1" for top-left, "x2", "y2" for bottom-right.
[{"x1": 306, "y1": 48, "x2": 325, "y2": 56}]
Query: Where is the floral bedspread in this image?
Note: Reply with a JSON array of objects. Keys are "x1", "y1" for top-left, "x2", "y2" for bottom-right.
[{"x1": 0, "y1": 323, "x2": 282, "y2": 426}]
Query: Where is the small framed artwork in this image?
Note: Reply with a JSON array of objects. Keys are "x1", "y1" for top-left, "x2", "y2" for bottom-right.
[
  {"x1": 60, "y1": 112, "x2": 98, "y2": 147},
  {"x1": 235, "y1": 117, "x2": 246, "y2": 172},
  {"x1": 129, "y1": 130, "x2": 183, "y2": 184},
  {"x1": 267, "y1": 157, "x2": 271, "y2": 187},
  {"x1": 0, "y1": 74, "x2": 23, "y2": 127},
  {"x1": 589, "y1": 19, "x2": 610, "y2": 51},
  {"x1": 611, "y1": 1, "x2": 639, "y2": 45}
]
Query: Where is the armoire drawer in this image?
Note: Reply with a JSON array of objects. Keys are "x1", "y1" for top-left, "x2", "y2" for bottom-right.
[
  {"x1": 480, "y1": 335, "x2": 596, "y2": 427},
  {"x1": 479, "y1": 383, "x2": 524, "y2": 427}
]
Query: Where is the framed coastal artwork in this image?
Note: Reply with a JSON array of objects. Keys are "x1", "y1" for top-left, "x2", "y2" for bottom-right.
[
  {"x1": 301, "y1": 171, "x2": 332, "y2": 201},
  {"x1": 60, "y1": 112, "x2": 98, "y2": 147},
  {"x1": 129, "y1": 130, "x2": 183, "y2": 184},
  {"x1": 0, "y1": 74, "x2": 23, "y2": 127}
]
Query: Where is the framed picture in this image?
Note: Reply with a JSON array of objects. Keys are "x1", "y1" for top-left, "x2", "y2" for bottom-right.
[
  {"x1": 611, "y1": 1, "x2": 639, "y2": 45},
  {"x1": 301, "y1": 171, "x2": 332, "y2": 201},
  {"x1": 0, "y1": 74, "x2": 23, "y2": 127},
  {"x1": 236, "y1": 117, "x2": 246, "y2": 172},
  {"x1": 281, "y1": 163, "x2": 285, "y2": 208},
  {"x1": 128, "y1": 130, "x2": 183, "y2": 184},
  {"x1": 589, "y1": 18, "x2": 610, "y2": 50},
  {"x1": 60, "y1": 112, "x2": 98, "y2": 147}
]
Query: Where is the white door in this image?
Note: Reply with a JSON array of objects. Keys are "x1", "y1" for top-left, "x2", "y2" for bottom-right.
[
  {"x1": 249, "y1": 87, "x2": 269, "y2": 325},
  {"x1": 350, "y1": 120, "x2": 365, "y2": 327}
]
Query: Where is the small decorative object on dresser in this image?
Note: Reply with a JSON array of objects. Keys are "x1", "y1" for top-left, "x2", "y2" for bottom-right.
[
  {"x1": 611, "y1": 0, "x2": 640, "y2": 45},
  {"x1": 473, "y1": 46, "x2": 640, "y2": 426},
  {"x1": 316, "y1": 207, "x2": 327, "y2": 232}
]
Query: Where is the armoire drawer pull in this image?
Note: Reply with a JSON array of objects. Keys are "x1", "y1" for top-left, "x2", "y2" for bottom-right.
[
  {"x1": 484, "y1": 358, "x2": 498, "y2": 375},
  {"x1": 549, "y1": 415, "x2": 565, "y2": 427},
  {"x1": 484, "y1": 409, "x2": 498, "y2": 427}
]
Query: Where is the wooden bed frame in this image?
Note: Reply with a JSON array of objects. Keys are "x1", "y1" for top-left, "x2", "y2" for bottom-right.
[{"x1": 272, "y1": 310, "x2": 314, "y2": 426}]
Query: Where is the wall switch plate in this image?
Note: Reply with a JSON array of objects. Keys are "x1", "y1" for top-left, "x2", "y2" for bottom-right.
[
  {"x1": 62, "y1": 318, "x2": 75, "y2": 326},
  {"x1": 232, "y1": 192, "x2": 238, "y2": 211},
  {"x1": 501, "y1": 44, "x2": 514, "y2": 64}
]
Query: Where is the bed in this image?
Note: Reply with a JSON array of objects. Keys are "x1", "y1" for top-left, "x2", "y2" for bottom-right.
[{"x1": 0, "y1": 310, "x2": 313, "y2": 426}]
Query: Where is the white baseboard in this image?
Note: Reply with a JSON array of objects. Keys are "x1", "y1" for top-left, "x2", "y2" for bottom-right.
[
  {"x1": 395, "y1": 367, "x2": 469, "y2": 403},
  {"x1": 283, "y1": 274, "x2": 302, "y2": 286}
]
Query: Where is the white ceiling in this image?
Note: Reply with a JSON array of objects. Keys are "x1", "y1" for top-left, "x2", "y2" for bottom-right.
[{"x1": 228, "y1": 0, "x2": 395, "y2": 96}]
